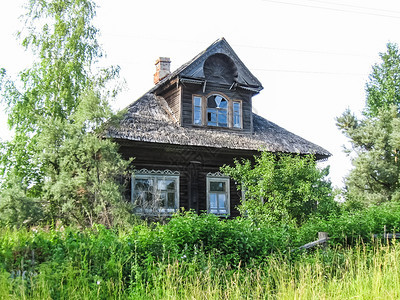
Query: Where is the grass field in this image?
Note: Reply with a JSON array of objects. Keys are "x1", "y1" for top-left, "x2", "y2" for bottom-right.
[{"x1": 1, "y1": 235, "x2": 399, "y2": 299}]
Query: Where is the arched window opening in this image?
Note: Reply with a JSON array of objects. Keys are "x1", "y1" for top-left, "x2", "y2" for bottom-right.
[{"x1": 207, "y1": 94, "x2": 228, "y2": 127}]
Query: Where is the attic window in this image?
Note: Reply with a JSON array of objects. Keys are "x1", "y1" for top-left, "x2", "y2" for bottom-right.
[
  {"x1": 233, "y1": 101, "x2": 241, "y2": 128},
  {"x1": 193, "y1": 96, "x2": 202, "y2": 125},
  {"x1": 207, "y1": 95, "x2": 228, "y2": 127},
  {"x1": 192, "y1": 94, "x2": 242, "y2": 129}
]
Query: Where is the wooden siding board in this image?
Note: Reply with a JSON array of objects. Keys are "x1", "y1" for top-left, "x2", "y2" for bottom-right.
[
  {"x1": 119, "y1": 142, "x2": 255, "y2": 217},
  {"x1": 161, "y1": 86, "x2": 181, "y2": 124},
  {"x1": 181, "y1": 83, "x2": 253, "y2": 132}
]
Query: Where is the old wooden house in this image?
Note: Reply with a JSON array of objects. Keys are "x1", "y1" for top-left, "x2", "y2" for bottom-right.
[{"x1": 107, "y1": 38, "x2": 330, "y2": 217}]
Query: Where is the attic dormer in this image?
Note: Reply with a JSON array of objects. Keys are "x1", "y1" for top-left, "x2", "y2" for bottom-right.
[{"x1": 151, "y1": 38, "x2": 263, "y2": 133}]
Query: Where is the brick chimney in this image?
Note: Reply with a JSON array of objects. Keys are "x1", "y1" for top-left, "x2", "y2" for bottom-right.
[{"x1": 154, "y1": 57, "x2": 171, "y2": 84}]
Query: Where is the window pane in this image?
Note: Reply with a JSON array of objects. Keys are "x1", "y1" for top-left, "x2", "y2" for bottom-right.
[
  {"x1": 194, "y1": 97, "x2": 202, "y2": 125},
  {"x1": 194, "y1": 109, "x2": 201, "y2": 124},
  {"x1": 209, "y1": 193, "x2": 217, "y2": 208},
  {"x1": 218, "y1": 194, "x2": 226, "y2": 209},
  {"x1": 167, "y1": 192, "x2": 175, "y2": 209},
  {"x1": 218, "y1": 112, "x2": 227, "y2": 127},
  {"x1": 234, "y1": 115, "x2": 240, "y2": 128},
  {"x1": 215, "y1": 96, "x2": 222, "y2": 108},
  {"x1": 135, "y1": 179, "x2": 153, "y2": 191},
  {"x1": 233, "y1": 102, "x2": 241, "y2": 128},
  {"x1": 194, "y1": 96, "x2": 202, "y2": 106},
  {"x1": 158, "y1": 179, "x2": 175, "y2": 191},
  {"x1": 158, "y1": 192, "x2": 166, "y2": 206},
  {"x1": 208, "y1": 108, "x2": 217, "y2": 118},
  {"x1": 208, "y1": 110, "x2": 217, "y2": 126},
  {"x1": 219, "y1": 99, "x2": 227, "y2": 108},
  {"x1": 210, "y1": 181, "x2": 225, "y2": 192}
]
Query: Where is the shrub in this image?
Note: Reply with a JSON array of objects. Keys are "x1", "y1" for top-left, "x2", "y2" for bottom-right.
[{"x1": 222, "y1": 152, "x2": 337, "y2": 225}]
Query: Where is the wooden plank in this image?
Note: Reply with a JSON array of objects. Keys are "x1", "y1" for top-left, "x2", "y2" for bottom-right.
[
  {"x1": 373, "y1": 233, "x2": 400, "y2": 239},
  {"x1": 299, "y1": 237, "x2": 330, "y2": 250}
]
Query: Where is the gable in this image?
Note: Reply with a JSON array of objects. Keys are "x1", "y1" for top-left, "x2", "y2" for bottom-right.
[
  {"x1": 179, "y1": 38, "x2": 263, "y2": 91},
  {"x1": 150, "y1": 38, "x2": 263, "y2": 95}
]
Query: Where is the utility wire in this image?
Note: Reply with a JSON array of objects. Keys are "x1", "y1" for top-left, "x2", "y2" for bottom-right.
[
  {"x1": 307, "y1": 0, "x2": 400, "y2": 15},
  {"x1": 102, "y1": 34, "x2": 370, "y2": 58},
  {"x1": 233, "y1": 43, "x2": 367, "y2": 57},
  {"x1": 262, "y1": 0, "x2": 400, "y2": 19},
  {"x1": 253, "y1": 68, "x2": 367, "y2": 76}
]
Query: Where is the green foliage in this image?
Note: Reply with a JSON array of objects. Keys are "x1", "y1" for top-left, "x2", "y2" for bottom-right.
[
  {"x1": 0, "y1": 178, "x2": 44, "y2": 228},
  {"x1": 162, "y1": 211, "x2": 293, "y2": 266},
  {"x1": 337, "y1": 43, "x2": 400, "y2": 206},
  {"x1": 1, "y1": 210, "x2": 400, "y2": 298},
  {"x1": 222, "y1": 152, "x2": 336, "y2": 225},
  {"x1": 297, "y1": 201, "x2": 400, "y2": 246},
  {"x1": 0, "y1": 0, "x2": 131, "y2": 227},
  {"x1": 365, "y1": 43, "x2": 400, "y2": 117},
  {"x1": 0, "y1": 0, "x2": 101, "y2": 187}
]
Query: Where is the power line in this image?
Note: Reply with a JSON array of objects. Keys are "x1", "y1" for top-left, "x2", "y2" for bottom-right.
[
  {"x1": 233, "y1": 43, "x2": 367, "y2": 58},
  {"x1": 307, "y1": 0, "x2": 400, "y2": 16},
  {"x1": 102, "y1": 34, "x2": 370, "y2": 58},
  {"x1": 252, "y1": 68, "x2": 367, "y2": 76},
  {"x1": 262, "y1": 0, "x2": 400, "y2": 19}
]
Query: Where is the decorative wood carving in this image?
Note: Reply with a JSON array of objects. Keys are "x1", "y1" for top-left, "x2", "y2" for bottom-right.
[
  {"x1": 203, "y1": 53, "x2": 238, "y2": 85},
  {"x1": 135, "y1": 169, "x2": 180, "y2": 176}
]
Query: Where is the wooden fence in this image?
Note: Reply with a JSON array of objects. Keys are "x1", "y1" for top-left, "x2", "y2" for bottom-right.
[{"x1": 298, "y1": 230, "x2": 400, "y2": 251}]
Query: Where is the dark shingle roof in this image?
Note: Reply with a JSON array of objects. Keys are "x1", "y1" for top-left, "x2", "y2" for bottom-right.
[{"x1": 107, "y1": 93, "x2": 331, "y2": 159}]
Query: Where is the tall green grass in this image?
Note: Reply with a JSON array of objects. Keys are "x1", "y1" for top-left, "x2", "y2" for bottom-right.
[
  {"x1": 1, "y1": 241, "x2": 399, "y2": 299},
  {"x1": 1, "y1": 208, "x2": 400, "y2": 299}
]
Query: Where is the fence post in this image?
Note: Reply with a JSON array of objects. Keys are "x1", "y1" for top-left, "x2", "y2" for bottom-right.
[
  {"x1": 318, "y1": 232, "x2": 329, "y2": 249},
  {"x1": 318, "y1": 232, "x2": 328, "y2": 240}
]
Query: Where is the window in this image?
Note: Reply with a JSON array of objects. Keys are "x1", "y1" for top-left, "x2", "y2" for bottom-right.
[
  {"x1": 207, "y1": 95, "x2": 228, "y2": 127},
  {"x1": 193, "y1": 96, "x2": 202, "y2": 125},
  {"x1": 132, "y1": 170, "x2": 179, "y2": 215},
  {"x1": 233, "y1": 101, "x2": 241, "y2": 128},
  {"x1": 192, "y1": 94, "x2": 242, "y2": 129},
  {"x1": 207, "y1": 174, "x2": 230, "y2": 215}
]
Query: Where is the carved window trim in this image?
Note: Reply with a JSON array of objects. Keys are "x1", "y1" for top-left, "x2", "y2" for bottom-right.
[
  {"x1": 206, "y1": 174, "x2": 230, "y2": 216},
  {"x1": 132, "y1": 169, "x2": 180, "y2": 215}
]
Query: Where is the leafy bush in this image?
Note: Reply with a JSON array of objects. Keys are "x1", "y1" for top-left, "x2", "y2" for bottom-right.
[
  {"x1": 0, "y1": 180, "x2": 44, "y2": 227},
  {"x1": 161, "y1": 211, "x2": 294, "y2": 266},
  {"x1": 222, "y1": 152, "x2": 337, "y2": 225},
  {"x1": 1, "y1": 204, "x2": 400, "y2": 298},
  {"x1": 297, "y1": 201, "x2": 400, "y2": 246}
]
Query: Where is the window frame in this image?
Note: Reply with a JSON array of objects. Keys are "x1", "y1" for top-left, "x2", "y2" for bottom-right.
[
  {"x1": 192, "y1": 95, "x2": 203, "y2": 125},
  {"x1": 232, "y1": 100, "x2": 242, "y2": 129},
  {"x1": 132, "y1": 170, "x2": 180, "y2": 215},
  {"x1": 192, "y1": 93, "x2": 243, "y2": 129},
  {"x1": 206, "y1": 94, "x2": 229, "y2": 127},
  {"x1": 206, "y1": 173, "x2": 230, "y2": 216}
]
